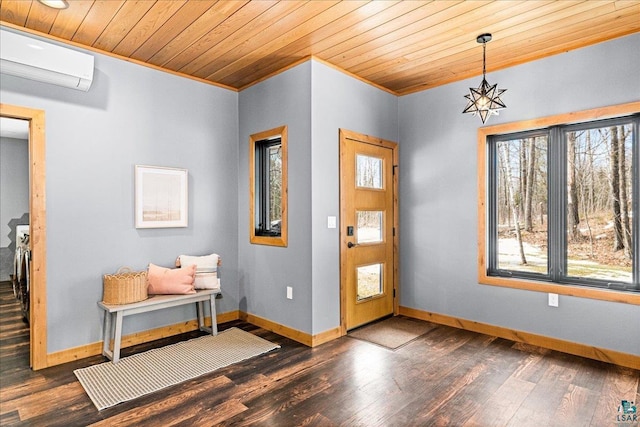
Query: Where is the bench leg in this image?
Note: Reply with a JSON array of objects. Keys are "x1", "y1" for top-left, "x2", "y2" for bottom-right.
[
  {"x1": 102, "y1": 311, "x2": 113, "y2": 360},
  {"x1": 196, "y1": 301, "x2": 205, "y2": 331},
  {"x1": 112, "y1": 311, "x2": 124, "y2": 363},
  {"x1": 209, "y1": 294, "x2": 218, "y2": 336}
]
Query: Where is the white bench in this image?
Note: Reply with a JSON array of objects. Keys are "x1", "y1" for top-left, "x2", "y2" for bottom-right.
[{"x1": 98, "y1": 289, "x2": 220, "y2": 363}]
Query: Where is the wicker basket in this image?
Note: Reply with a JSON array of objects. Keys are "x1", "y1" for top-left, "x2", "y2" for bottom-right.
[{"x1": 102, "y1": 267, "x2": 148, "y2": 305}]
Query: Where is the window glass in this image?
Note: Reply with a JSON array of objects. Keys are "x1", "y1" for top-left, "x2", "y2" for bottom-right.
[
  {"x1": 565, "y1": 125, "x2": 633, "y2": 282},
  {"x1": 356, "y1": 154, "x2": 383, "y2": 189},
  {"x1": 486, "y1": 114, "x2": 638, "y2": 292},
  {"x1": 357, "y1": 211, "x2": 383, "y2": 244},
  {"x1": 496, "y1": 136, "x2": 548, "y2": 275},
  {"x1": 357, "y1": 263, "x2": 383, "y2": 301}
]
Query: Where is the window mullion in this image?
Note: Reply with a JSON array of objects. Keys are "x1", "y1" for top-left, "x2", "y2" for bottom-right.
[
  {"x1": 487, "y1": 137, "x2": 498, "y2": 272},
  {"x1": 633, "y1": 118, "x2": 640, "y2": 288},
  {"x1": 548, "y1": 126, "x2": 564, "y2": 282},
  {"x1": 257, "y1": 146, "x2": 264, "y2": 231},
  {"x1": 261, "y1": 145, "x2": 269, "y2": 231}
]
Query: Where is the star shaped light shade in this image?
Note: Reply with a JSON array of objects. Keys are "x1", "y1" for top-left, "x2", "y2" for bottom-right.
[{"x1": 463, "y1": 33, "x2": 507, "y2": 124}]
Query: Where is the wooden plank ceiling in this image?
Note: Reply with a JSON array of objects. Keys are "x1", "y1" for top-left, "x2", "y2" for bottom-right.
[{"x1": 1, "y1": 0, "x2": 639, "y2": 95}]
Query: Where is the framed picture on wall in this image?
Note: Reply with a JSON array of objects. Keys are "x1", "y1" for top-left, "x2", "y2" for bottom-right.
[{"x1": 135, "y1": 165, "x2": 188, "y2": 228}]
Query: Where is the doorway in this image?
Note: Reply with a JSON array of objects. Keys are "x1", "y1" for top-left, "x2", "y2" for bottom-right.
[
  {"x1": 0, "y1": 103, "x2": 47, "y2": 370},
  {"x1": 339, "y1": 129, "x2": 398, "y2": 333}
]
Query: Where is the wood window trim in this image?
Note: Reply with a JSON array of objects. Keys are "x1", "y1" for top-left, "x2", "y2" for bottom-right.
[
  {"x1": 249, "y1": 125, "x2": 288, "y2": 247},
  {"x1": 477, "y1": 101, "x2": 640, "y2": 305}
]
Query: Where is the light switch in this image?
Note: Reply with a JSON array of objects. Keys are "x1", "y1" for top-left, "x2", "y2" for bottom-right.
[{"x1": 327, "y1": 216, "x2": 337, "y2": 229}]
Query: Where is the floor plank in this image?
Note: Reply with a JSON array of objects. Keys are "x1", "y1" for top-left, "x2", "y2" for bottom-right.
[{"x1": 0, "y1": 281, "x2": 638, "y2": 426}]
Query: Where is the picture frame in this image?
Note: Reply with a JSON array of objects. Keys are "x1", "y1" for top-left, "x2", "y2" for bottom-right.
[{"x1": 135, "y1": 165, "x2": 188, "y2": 228}]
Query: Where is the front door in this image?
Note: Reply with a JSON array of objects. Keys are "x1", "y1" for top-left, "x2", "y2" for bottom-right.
[{"x1": 340, "y1": 129, "x2": 398, "y2": 331}]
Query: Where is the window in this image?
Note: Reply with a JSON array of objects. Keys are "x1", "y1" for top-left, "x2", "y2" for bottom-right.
[
  {"x1": 491, "y1": 133, "x2": 549, "y2": 276},
  {"x1": 249, "y1": 126, "x2": 287, "y2": 247},
  {"x1": 478, "y1": 103, "x2": 640, "y2": 303}
]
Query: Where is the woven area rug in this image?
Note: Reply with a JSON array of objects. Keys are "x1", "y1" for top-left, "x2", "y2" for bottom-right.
[
  {"x1": 348, "y1": 316, "x2": 435, "y2": 350},
  {"x1": 74, "y1": 327, "x2": 279, "y2": 410}
]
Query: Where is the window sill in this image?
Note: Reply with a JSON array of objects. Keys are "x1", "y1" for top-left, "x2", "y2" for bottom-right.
[
  {"x1": 478, "y1": 272, "x2": 640, "y2": 305},
  {"x1": 250, "y1": 235, "x2": 287, "y2": 247}
]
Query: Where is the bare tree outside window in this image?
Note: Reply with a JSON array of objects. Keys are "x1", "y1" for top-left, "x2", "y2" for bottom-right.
[
  {"x1": 496, "y1": 136, "x2": 548, "y2": 274},
  {"x1": 491, "y1": 117, "x2": 635, "y2": 286},
  {"x1": 565, "y1": 124, "x2": 633, "y2": 281},
  {"x1": 268, "y1": 145, "x2": 282, "y2": 233},
  {"x1": 356, "y1": 154, "x2": 384, "y2": 242},
  {"x1": 355, "y1": 154, "x2": 385, "y2": 299}
]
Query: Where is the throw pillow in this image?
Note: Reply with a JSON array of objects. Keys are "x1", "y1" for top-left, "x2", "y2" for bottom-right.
[
  {"x1": 147, "y1": 263, "x2": 196, "y2": 295},
  {"x1": 177, "y1": 253, "x2": 219, "y2": 272}
]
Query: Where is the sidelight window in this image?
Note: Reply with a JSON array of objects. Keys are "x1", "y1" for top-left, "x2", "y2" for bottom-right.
[{"x1": 250, "y1": 126, "x2": 288, "y2": 247}]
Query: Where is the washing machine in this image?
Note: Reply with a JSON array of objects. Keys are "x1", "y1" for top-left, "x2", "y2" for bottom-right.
[{"x1": 12, "y1": 225, "x2": 30, "y2": 323}]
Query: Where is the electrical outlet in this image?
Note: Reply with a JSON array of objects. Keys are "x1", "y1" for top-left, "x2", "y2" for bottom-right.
[
  {"x1": 548, "y1": 293, "x2": 559, "y2": 307},
  {"x1": 286, "y1": 286, "x2": 293, "y2": 300}
]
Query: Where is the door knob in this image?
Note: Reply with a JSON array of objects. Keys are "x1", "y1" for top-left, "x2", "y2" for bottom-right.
[{"x1": 347, "y1": 242, "x2": 358, "y2": 248}]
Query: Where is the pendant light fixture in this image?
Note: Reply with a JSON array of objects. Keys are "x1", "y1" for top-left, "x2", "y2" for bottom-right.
[{"x1": 463, "y1": 33, "x2": 506, "y2": 124}]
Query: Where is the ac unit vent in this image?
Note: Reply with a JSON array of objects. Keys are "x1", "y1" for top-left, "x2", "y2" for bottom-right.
[{"x1": 0, "y1": 29, "x2": 94, "y2": 91}]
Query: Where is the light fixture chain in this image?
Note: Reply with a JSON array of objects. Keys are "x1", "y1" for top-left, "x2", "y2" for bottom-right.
[{"x1": 482, "y1": 41, "x2": 487, "y2": 78}]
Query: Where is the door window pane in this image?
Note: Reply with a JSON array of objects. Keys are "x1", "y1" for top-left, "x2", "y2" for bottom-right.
[
  {"x1": 357, "y1": 263, "x2": 383, "y2": 301},
  {"x1": 566, "y1": 125, "x2": 633, "y2": 282},
  {"x1": 356, "y1": 154, "x2": 382, "y2": 189},
  {"x1": 496, "y1": 136, "x2": 548, "y2": 274},
  {"x1": 357, "y1": 211, "x2": 383, "y2": 243}
]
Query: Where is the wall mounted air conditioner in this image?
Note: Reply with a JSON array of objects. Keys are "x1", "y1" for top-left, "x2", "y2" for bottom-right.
[{"x1": 0, "y1": 29, "x2": 94, "y2": 91}]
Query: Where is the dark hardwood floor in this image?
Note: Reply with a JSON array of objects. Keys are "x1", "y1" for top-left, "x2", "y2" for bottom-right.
[{"x1": 0, "y1": 281, "x2": 638, "y2": 426}]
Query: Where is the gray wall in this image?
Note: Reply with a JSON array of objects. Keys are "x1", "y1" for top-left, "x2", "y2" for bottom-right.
[
  {"x1": 0, "y1": 30, "x2": 239, "y2": 353},
  {"x1": 398, "y1": 33, "x2": 640, "y2": 355},
  {"x1": 0, "y1": 136, "x2": 29, "y2": 281},
  {"x1": 238, "y1": 62, "x2": 313, "y2": 333},
  {"x1": 310, "y1": 61, "x2": 398, "y2": 334},
  {"x1": 236, "y1": 61, "x2": 398, "y2": 336}
]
